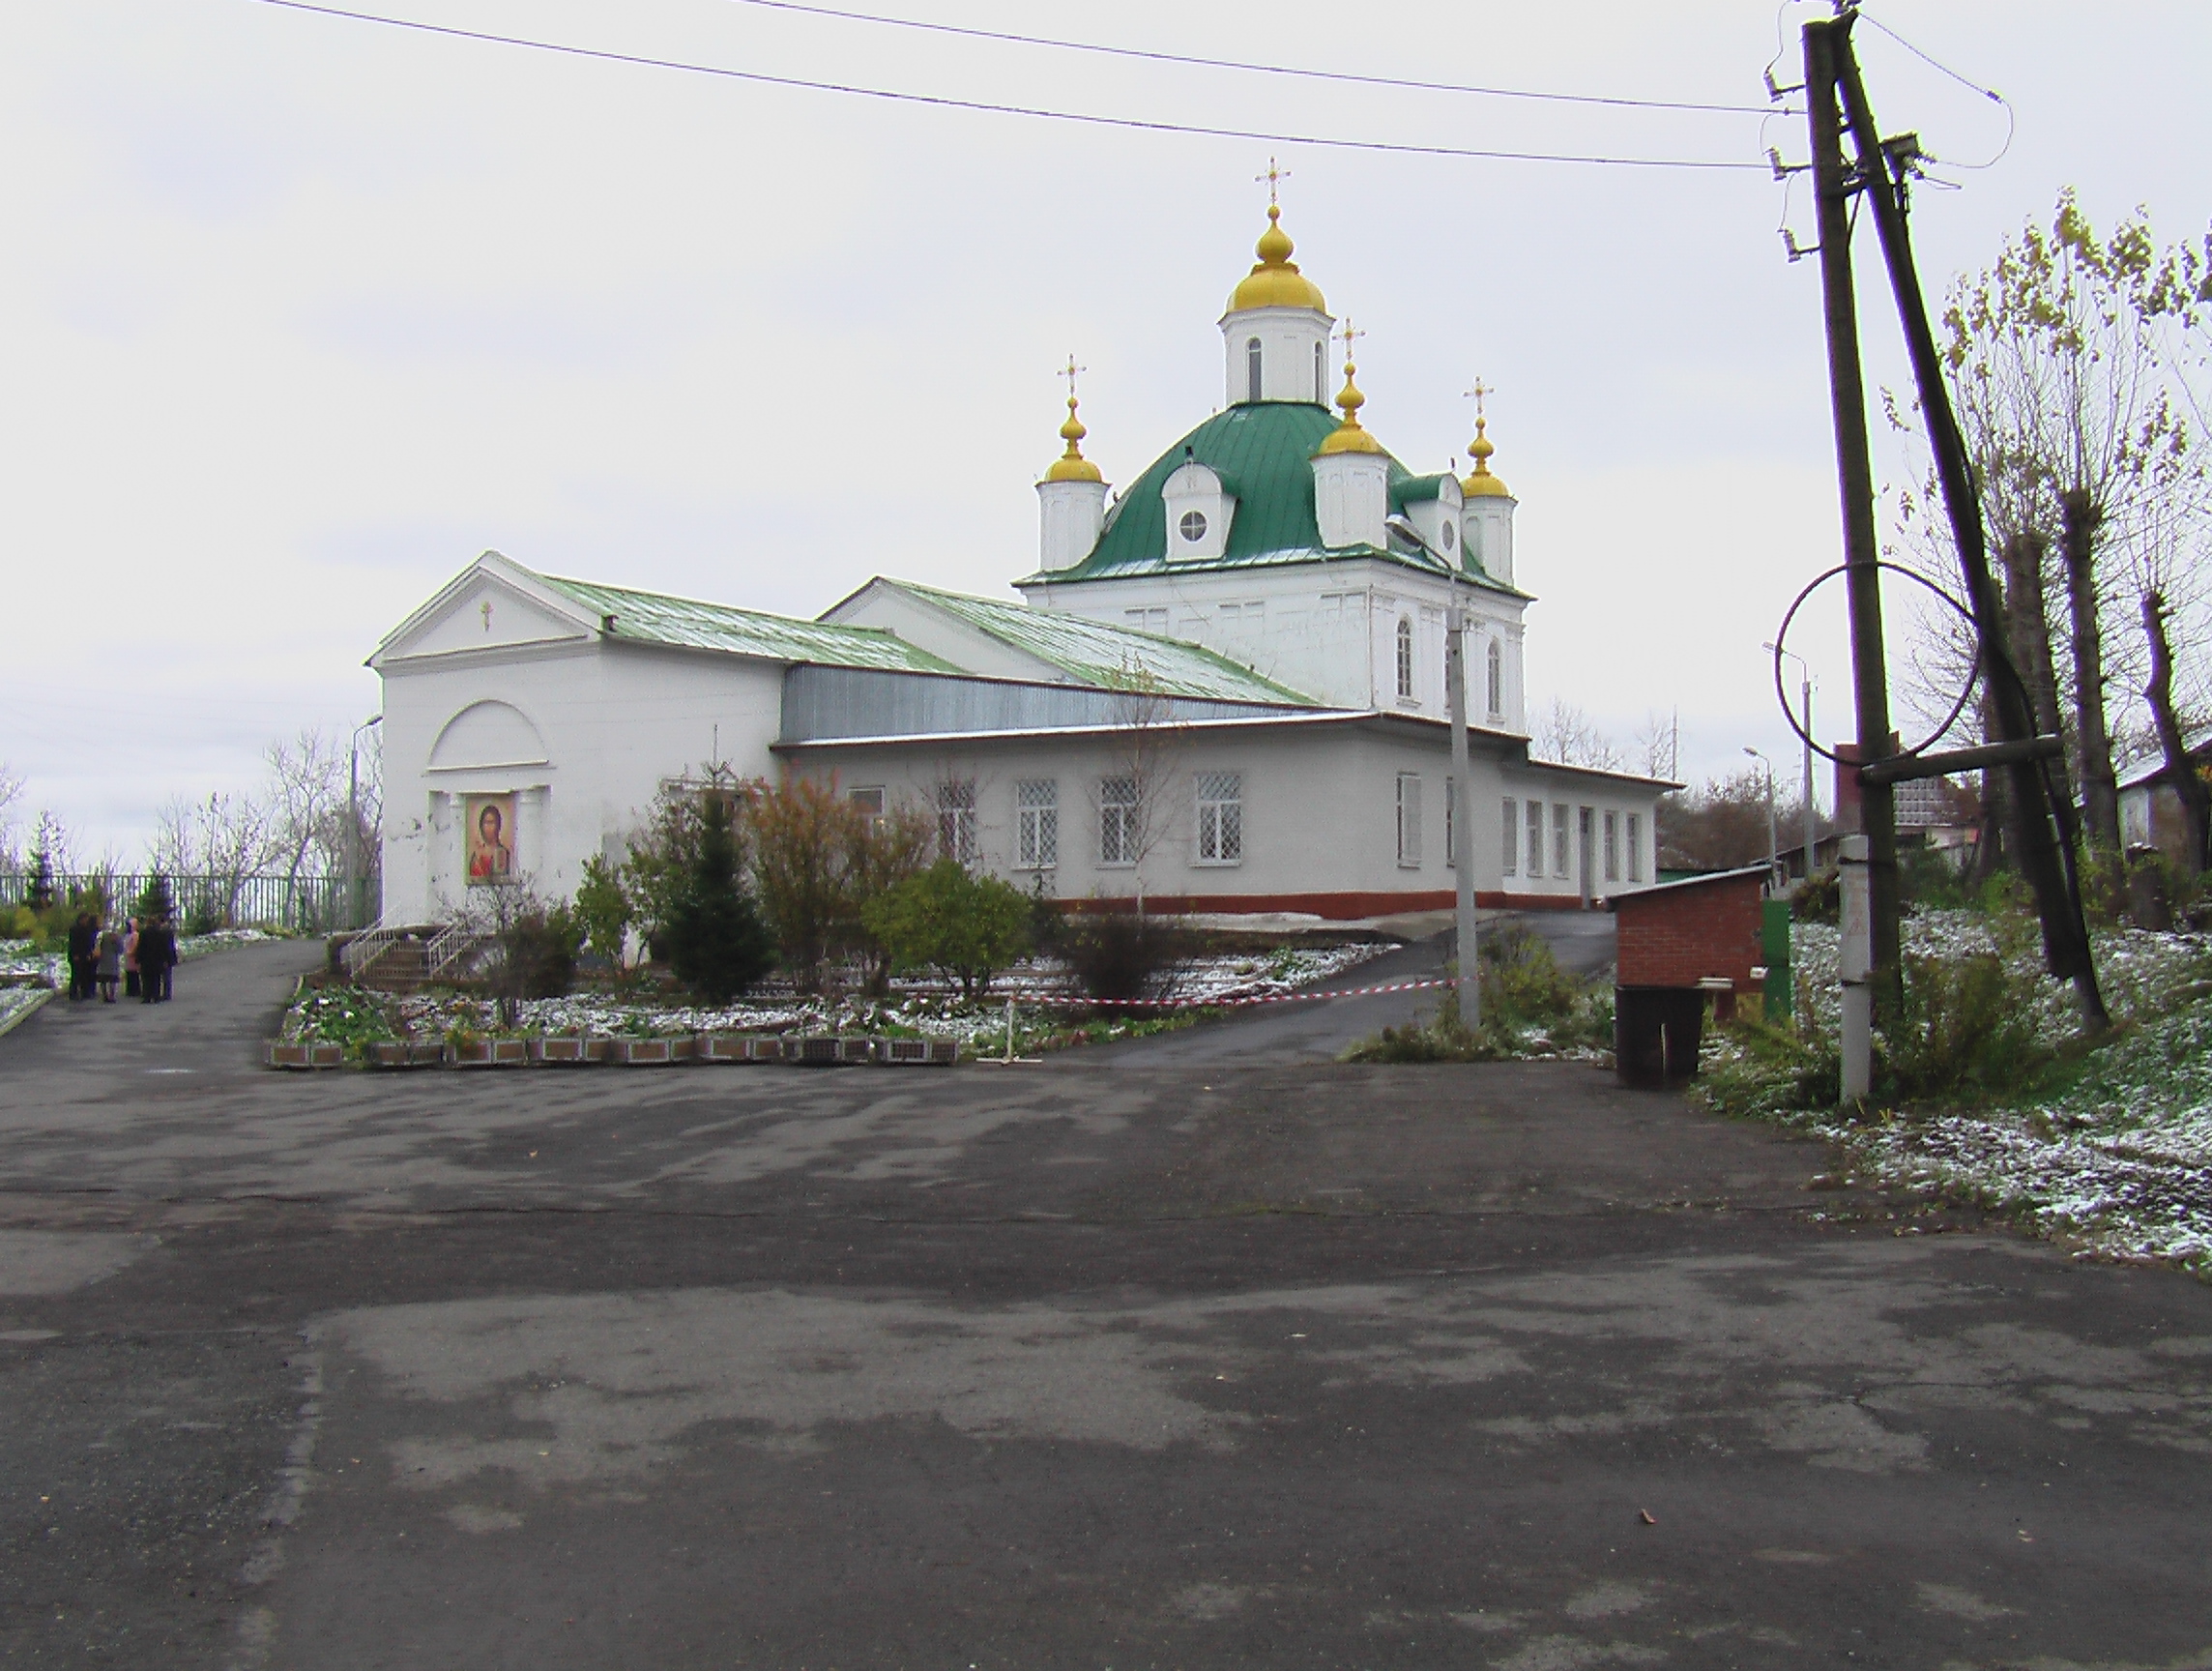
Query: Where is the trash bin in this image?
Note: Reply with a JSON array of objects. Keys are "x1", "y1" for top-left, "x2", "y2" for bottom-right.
[{"x1": 1614, "y1": 985, "x2": 1706, "y2": 1089}]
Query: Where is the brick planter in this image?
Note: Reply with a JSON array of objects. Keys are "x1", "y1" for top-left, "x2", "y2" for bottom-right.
[
  {"x1": 266, "y1": 1041, "x2": 344, "y2": 1070},
  {"x1": 367, "y1": 1041, "x2": 446, "y2": 1070},
  {"x1": 878, "y1": 1037, "x2": 958, "y2": 1067},
  {"x1": 695, "y1": 1034, "x2": 763, "y2": 1064},
  {"x1": 610, "y1": 1037, "x2": 691, "y2": 1066},
  {"x1": 451, "y1": 1039, "x2": 531, "y2": 1068},
  {"x1": 787, "y1": 1035, "x2": 874, "y2": 1067},
  {"x1": 532, "y1": 1035, "x2": 597, "y2": 1066}
]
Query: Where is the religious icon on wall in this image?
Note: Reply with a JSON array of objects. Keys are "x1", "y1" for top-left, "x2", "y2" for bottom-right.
[{"x1": 465, "y1": 793, "x2": 518, "y2": 886}]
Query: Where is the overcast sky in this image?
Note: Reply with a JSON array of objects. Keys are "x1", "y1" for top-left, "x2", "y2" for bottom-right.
[{"x1": 4, "y1": 0, "x2": 2206, "y2": 861}]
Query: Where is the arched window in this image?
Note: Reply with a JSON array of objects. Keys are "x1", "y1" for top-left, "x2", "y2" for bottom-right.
[
  {"x1": 1246, "y1": 337, "x2": 1263, "y2": 402},
  {"x1": 1313, "y1": 340, "x2": 1324, "y2": 402},
  {"x1": 1395, "y1": 617, "x2": 1415, "y2": 702},
  {"x1": 1486, "y1": 637, "x2": 1504, "y2": 718}
]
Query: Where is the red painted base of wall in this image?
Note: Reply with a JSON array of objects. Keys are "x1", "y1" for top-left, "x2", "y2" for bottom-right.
[{"x1": 1059, "y1": 890, "x2": 1593, "y2": 922}]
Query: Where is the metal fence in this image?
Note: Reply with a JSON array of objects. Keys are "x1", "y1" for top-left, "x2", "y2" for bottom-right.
[{"x1": 0, "y1": 871, "x2": 378, "y2": 933}]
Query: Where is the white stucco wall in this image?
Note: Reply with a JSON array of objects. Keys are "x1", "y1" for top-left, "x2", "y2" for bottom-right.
[
  {"x1": 1021, "y1": 558, "x2": 1528, "y2": 727},
  {"x1": 779, "y1": 719, "x2": 1660, "y2": 913},
  {"x1": 377, "y1": 639, "x2": 786, "y2": 923}
]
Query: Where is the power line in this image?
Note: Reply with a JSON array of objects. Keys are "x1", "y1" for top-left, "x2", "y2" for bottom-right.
[
  {"x1": 720, "y1": 0, "x2": 1772, "y2": 118},
  {"x1": 245, "y1": 0, "x2": 1771, "y2": 171}
]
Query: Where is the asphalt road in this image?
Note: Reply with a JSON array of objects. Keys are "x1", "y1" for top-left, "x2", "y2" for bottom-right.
[{"x1": 2, "y1": 938, "x2": 2209, "y2": 1669}]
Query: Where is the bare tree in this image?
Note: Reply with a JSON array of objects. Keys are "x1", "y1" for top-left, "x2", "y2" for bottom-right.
[
  {"x1": 0, "y1": 767, "x2": 22, "y2": 870},
  {"x1": 1533, "y1": 699, "x2": 1621, "y2": 773},
  {"x1": 262, "y1": 728, "x2": 351, "y2": 889},
  {"x1": 1092, "y1": 671, "x2": 1191, "y2": 921},
  {"x1": 1633, "y1": 710, "x2": 1680, "y2": 781},
  {"x1": 151, "y1": 791, "x2": 273, "y2": 926}
]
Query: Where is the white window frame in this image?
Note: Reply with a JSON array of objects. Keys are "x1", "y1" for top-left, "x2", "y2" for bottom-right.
[
  {"x1": 1604, "y1": 809, "x2": 1621, "y2": 883},
  {"x1": 936, "y1": 780, "x2": 976, "y2": 866},
  {"x1": 1396, "y1": 773, "x2": 1423, "y2": 867},
  {"x1": 1098, "y1": 776, "x2": 1138, "y2": 868},
  {"x1": 1486, "y1": 637, "x2": 1504, "y2": 720},
  {"x1": 1627, "y1": 812, "x2": 1644, "y2": 883},
  {"x1": 1527, "y1": 800, "x2": 1545, "y2": 881},
  {"x1": 1552, "y1": 802, "x2": 1571, "y2": 879},
  {"x1": 1194, "y1": 771, "x2": 1243, "y2": 865},
  {"x1": 1016, "y1": 778, "x2": 1059, "y2": 869},
  {"x1": 1247, "y1": 337, "x2": 1264, "y2": 402},
  {"x1": 1395, "y1": 617, "x2": 1415, "y2": 704},
  {"x1": 1501, "y1": 797, "x2": 1518, "y2": 876}
]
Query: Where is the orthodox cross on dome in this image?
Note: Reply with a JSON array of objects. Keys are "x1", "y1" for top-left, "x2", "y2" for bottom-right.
[
  {"x1": 1256, "y1": 157, "x2": 1290, "y2": 207},
  {"x1": 1043, "y1": 352, "x2": 1102, "y2": 483},
  {"x1": 1463, "y1": 373, "x2": 1509, "y2": 494},
  {"x1": 1316, "y1": 316, "x2": 1383, "y2": 454}
]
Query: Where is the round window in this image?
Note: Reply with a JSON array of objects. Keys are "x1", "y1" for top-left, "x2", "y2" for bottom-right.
[
  {"x1": 1441, "y1": 520, "x2": 1456, "y2": 551},
  {"x1": 1178, "y1": 510, "x2": 1209, "y2": 543}
]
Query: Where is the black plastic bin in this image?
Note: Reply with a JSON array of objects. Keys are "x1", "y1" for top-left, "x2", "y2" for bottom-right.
[{"x1": 1614, "y1": 985, "x2": 1706, "y2": 1089}]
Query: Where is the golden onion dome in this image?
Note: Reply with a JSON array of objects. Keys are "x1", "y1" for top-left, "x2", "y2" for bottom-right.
[
  {"x1": 1227, "y1": 203, "x2": 1328, "y2": 314},
  {"x1": 1315, "y1": 335, "x2": 1386, "y2": 456},
  {"x1": 1042, "y1": 392, "x2": 1103, "y2": 484},
  {"x1": 1462, "y1": 415, "x2": 1511, "y2": 497}
]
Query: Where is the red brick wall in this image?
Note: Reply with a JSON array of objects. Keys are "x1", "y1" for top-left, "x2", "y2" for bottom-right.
[{"x1": 1614, "y1": 873, "x2": 1763, "y2": 990}]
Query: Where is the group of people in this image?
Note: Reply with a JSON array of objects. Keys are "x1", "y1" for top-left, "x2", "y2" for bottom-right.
[{"x1": 64, "y1": 913, "x2": 178, "y2": 1006}]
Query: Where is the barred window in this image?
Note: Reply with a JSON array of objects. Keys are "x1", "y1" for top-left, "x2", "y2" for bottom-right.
[
  {"x1": 1396, "y1": 773, "x2": 1423, "y2": 867},
  {"x1": 1604, "y1": 809, "x2": 1621, "y2": 883},
  {"x1": 936, "y1": 780, "x2": 976, "y2": 865},
  {"x1": 1195, "y1": 772, "x2": 1242, "y2": 865},
  {"x1": 1552, "y1": 802, "x2": 1571, "y2": 878},
  {"x1": 1016, "y1": 779, "x2": 1058, "y2": 869},
  {"x1": 1627, "y1": 812, "x2": 1644, "y2": 883},
  {"x1": 1395, "y1": 618, "x2": 1415, "y2": 702},
  {"x1": 1501, "y1": 797, "x2": 1518, "y2": 875},
  {"x1": 1527, "y1": 800, "x2": 1545, "y2": 880},
  {"x1": 1486, "y1": 637, "x2": 1504, "y2": 719},
  {"x1": 1099, "y1": 776, "x2": 1138, "y2": 867}
]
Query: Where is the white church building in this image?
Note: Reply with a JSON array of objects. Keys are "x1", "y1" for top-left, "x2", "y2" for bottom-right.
[{"x1": 368, "y1": 196, "x2": 1670, "y2": 923}]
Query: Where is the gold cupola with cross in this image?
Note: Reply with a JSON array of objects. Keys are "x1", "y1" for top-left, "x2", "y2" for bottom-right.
[
  {"x1": 1220, "y1": 161, "x2": 1335, "y2": 408},
  {"x1": 1035, "y1": 356, "x2": 1111, "y2": 572},
  {"x1": 1459, "y1": 377, "x2": 1519, "y2": 584}
]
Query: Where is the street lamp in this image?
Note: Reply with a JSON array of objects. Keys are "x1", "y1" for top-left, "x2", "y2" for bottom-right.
[
  {"x1": 349, "y1": 714, "x2": 383, "y2": 930},
  {"x1": 1384, "y1": 513, "x2": 1478, "y2": 1028},
  {"x1": 1744, "y1": 746, "x2": 1779, "y2": 892},
  {"x1": 1763, "y1": 639, "x2": 1819, "y2": 878}
]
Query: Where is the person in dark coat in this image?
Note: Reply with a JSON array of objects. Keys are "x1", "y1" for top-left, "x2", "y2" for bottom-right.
[
  {"x1": 67, "y1": 913, "x2": 100, "y2": 1002},
  {"x1": 137, "y1": 919, "x2": 177, "y2": 1004}
]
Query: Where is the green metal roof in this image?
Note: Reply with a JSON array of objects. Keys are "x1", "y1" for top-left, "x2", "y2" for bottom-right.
[
  {"x1": 1034, "y1": 403, "x2": 1527, "y2": 598},
  {"x1": 539, "y1": 573, "x2": 961, "y2": 674},
  {"x1": 880, "y1": 580, "x2": 1322, "y2": 706}
]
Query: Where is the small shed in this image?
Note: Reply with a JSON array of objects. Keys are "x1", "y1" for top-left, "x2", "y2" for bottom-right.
[{"x1": 1608, "y1": 865, "x2": 1769, "y2": 1087}]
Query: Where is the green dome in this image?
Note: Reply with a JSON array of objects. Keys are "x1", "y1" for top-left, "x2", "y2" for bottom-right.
[{"x1": 1063, "y1": 401, "x2": 1417, "y2": 579}]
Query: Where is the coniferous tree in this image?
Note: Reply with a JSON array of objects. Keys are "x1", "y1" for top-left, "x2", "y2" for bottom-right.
[
  {"x1": 135, "y1": 873, "x2": 175, "y2": 923},
  {"x1": 663, "y1": 793, "x2": 773, "y2": 1002}
]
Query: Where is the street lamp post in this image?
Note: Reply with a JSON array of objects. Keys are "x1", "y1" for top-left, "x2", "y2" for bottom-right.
[
  {"x1": 1385, "y1": 513, "x2": 1478, "y2": 1029},
  {"x1": 1764, "y1": 640, "x2": 1819, "y2": 878},
  {"x1": 349, "y1": 714, "x2": 383, "y2": 930},
  {"x1": 1744, "y1": 746, "x2": 1779, "y2": 892}
]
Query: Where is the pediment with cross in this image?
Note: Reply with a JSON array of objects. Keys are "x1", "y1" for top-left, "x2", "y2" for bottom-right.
[{"x1": 373, "y1": 551, "x2": 597, "y2": 666}]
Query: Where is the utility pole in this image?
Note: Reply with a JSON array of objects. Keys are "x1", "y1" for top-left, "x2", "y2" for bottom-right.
[
  {"x1": 1825, "y1": 18, "x2": 2107, "y2": 1029},
  {"x1": 1803, "y1": 17, "x2": 1902, "y2": 1025}
]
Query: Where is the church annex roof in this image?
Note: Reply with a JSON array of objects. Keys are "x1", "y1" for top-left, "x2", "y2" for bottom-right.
[
  {"x1": 1033, "y1": 402, "x2": 1522, "y2": 596},
  {"x1": 863, "y1": 579, "x2": 1322, "y2": 707},
  {"x1": 538, "y1": 573, "x2": 961, "y2": 674}
]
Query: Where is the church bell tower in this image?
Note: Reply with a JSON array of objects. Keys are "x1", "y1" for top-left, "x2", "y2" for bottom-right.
[{"x1": 1218, "y1": 165, "x2": 1334, "y2": 407}]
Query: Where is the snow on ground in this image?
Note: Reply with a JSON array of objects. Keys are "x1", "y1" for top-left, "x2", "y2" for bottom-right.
[
  {"x1": 288, "y1": 941, "x2": 1398, "y2": 1056},
  {"x1": 1757, "y1": 911, "x2": 2212, "y2": 1275},
  {"x1": 0, "y1": 928, "x2": 276, "y2": 989}
]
